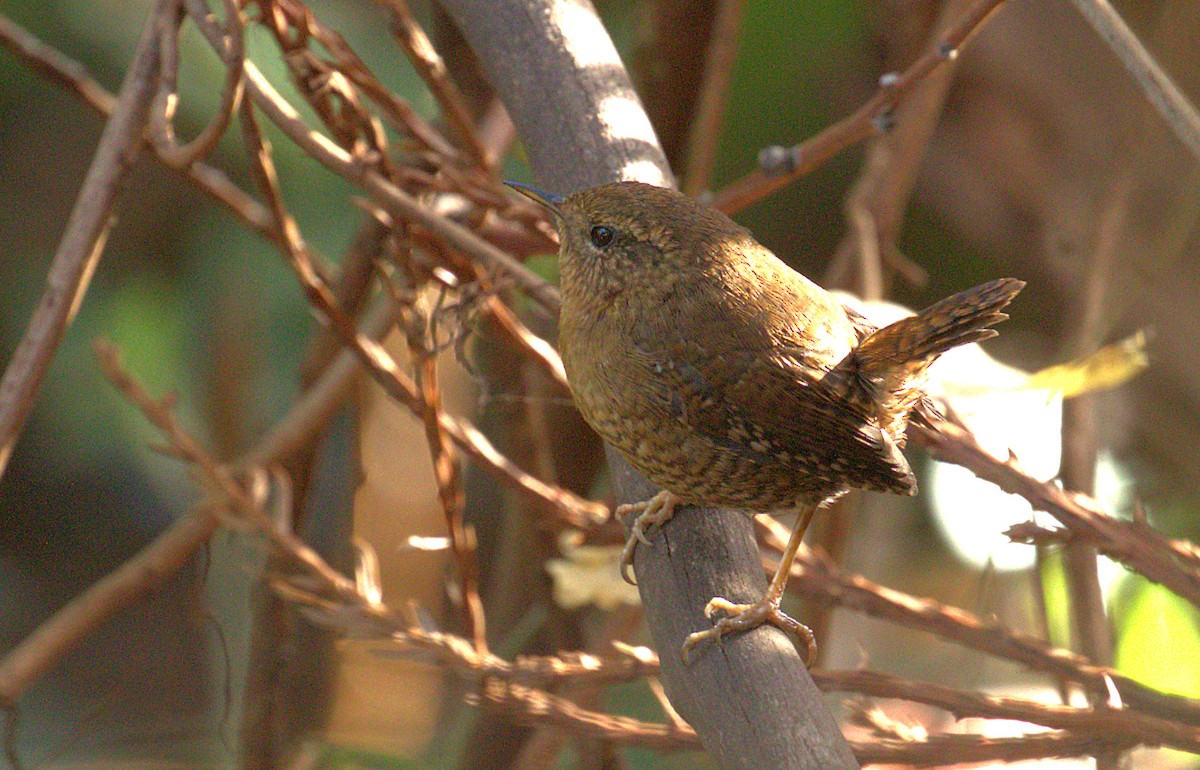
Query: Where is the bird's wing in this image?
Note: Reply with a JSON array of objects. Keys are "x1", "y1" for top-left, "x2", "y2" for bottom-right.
[{"x1": 631, "y1": 337, "x2": 917, "y2": 497}]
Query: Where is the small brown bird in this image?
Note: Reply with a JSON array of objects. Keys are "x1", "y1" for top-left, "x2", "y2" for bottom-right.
[{"x1": 508, "y1": 180, "x2": 1023, "y2": 664}]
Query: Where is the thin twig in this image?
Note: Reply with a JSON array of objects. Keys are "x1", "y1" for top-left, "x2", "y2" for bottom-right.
[
  {"x1": 244, "y1": 59, "x2": 559, "y2": 310},
  {"x1": 826, "y1": 0, "x2": 972, "y2": 295},
  {"x1": 915, "y1": 419, "x2": 1200, "y2": 608},
  {"x1": 382, "y1": 0, "x2": 492, "y2": 169},
  {"x1": 483, "y1": 679, "x2": 1137, "y2": 763},
  {"x1": 151, "y1": 0, "x2": 244, "y2": 168},
  {"x1": 0, "y1": 11, "x2": 273, "y2": 238},
  {"x1": 852, "y1": 730, "x2": 1134, "y2": 766},
  {"x1": 681, "y1": 0, "x2": 745, "y2": 196},
  {"x1": 484, "y1": 296, "x2": 568, "y2": 388},
  {"x1": 1067, "y1": 0, "x2": 1200, "y2": 163},
  {"x1": 179, "y1": 4, "x2": 559, "y2": 311},
  {"x1": 0, "y1": 0, "x2": 176, "y2": 480},
  {"x1": 711, "y1": 0, "x2": 1010, "y2": 215},
  {"x1": 0, "y1": 13, "x2": 115, "y2": 111},
  {"x1": 252, "y1": 0, "x2": 462, "y2": 162},
  {"x1": 236, "y1": 97, "x2": 601, "y2": 527},
  {"x1": 0, "y1": 503, "x2": 219, "y2": 704},
  {"x1": 1056, "y1": 154, "x2": 1140, "y2": 679},
  {"x1": 814, "y1": 668, "x2": 1200, "y2": 752},
  {"x1": 391, "y1": 266, "x2": 488, "y2": 653},
  {"x1": 758, "y1": 516, "x2": 1200, "y2": 728},
  {"x1": 479, "y1": 679, "x2": 697, "y2": 751}
]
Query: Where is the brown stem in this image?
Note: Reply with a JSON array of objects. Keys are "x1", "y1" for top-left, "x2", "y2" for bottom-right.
[
  {"x1": 1066, "y1": 0, "x2": 1200, "y2": 162},
  {"x1": 0, "y1": 0, "x2": 175, "y2": 479},
  {"x1": 0, "y1": 508, "x2": 219, "y2": 704},
  {"x1": 0, "y1": 10, "x2": 273, "y2": 237},
  {"x1": 1056, "y1": 148, "x2": 1141, "y2": 675},
  {"x1": 681, "y1": 0, "x2": 746, "y2": 196},
  {"x1": 711, "y1": 0, "x2": 1010, "y2": 215},
  {"x1": 759, "y1": 516, "x2": 1200, "y2": 727},
  {"x1": 382, "y1": 0, "x2": 493, "y2": 169},
  {"x1": 235, "y1": 94, "x2": 601, "y2": 526},
  {"x1": 392, "y1": 264, "x2": 488, "y2": 653},
  {"x1": 151, "y1": 0, "x2": 244, "y2": 168},
  {"x1": 814, "y1": 668, "x2": 1200, "y2": 752},
  {"x1": 915, "y1": 419, "x2": 1200, "y2": 608}
]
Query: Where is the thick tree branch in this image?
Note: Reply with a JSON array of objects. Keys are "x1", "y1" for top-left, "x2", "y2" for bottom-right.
[{"x1": 434, "y1": 0, "x2": 858, "y2": 767}]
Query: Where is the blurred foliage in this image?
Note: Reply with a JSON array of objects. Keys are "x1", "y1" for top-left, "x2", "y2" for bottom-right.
[{"x1": 1113, "y1": 577, "x2": 1200, "y2": 699}]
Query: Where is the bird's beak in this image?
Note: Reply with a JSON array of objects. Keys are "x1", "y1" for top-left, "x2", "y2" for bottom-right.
[{"x1": 505, "y1": 180, "x2": 565, "y2": 216}]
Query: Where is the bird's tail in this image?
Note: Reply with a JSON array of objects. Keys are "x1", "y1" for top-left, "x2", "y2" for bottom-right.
[{"x1": 854, "y1": 277, "x2": 1025, "y2": 393}]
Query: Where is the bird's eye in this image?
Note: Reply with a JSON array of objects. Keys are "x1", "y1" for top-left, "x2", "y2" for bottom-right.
[{"x1": 589, "y1": 225, "x2": 615, "y2": 249}]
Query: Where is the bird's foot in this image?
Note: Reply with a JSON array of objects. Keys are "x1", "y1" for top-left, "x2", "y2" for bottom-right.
[
  {"x1": 681, "y1": 595, "x2": 817, "y2": 666},
  {"x1": 615, "y1": 490, "x2": 681, "y2": 585}
]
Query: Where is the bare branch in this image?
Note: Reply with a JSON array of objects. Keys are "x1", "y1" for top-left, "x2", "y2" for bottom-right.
[
  {"x1": 0, "y1": 12, "x2": 273, "y2": 238},
  {"x1": 243, "y1": 57, "x2": 560, "y2": 310},
  {"x1": 681, "y1": 0, "x2": 746, "y2": 196},
  {"x1": 0, "y1": 505, "x2": 219, "y2": 704},
  {"x1": 0, "y1": 13, "x2": 116, "y2": 112},
  {"x1": 915, "y1": 419, "x2": 1200, "y2": 608},
  {"x1": 815, "y1": 668, "x2": 1200, "y2": 752},
  {"x1": 151, "y1": 0, "x2": 244, "y2": 168},
  {"x1": 235, "y1": 96, "x2": 602, "y2": 527},
  {"x1": 0, "y1": 0, "x2": 176, "y2": 480},
  {"x1": 851, "y1": 730, "x2": 1133, "y2": 766},
  {"x1": 711, "y1": 0, "x2": 1010, "y2": 215},
  {"x1": 381, "y1": 0, "x2": 492, "y2": 169},
  {"x1": 1066, "y1": 0, "x2": 1200, "y2": 163},
  {"x1": 391, "y1": 263, "x2": 488, "y2": 652},
  {"x1": 759, "y1": 516, "x2": 1200, "y2": 727}
]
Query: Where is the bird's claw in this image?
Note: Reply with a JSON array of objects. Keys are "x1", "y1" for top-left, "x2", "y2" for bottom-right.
[
  {"x1": 681, "y1": 595, "x2": 817, "y2": 666},
  {"x1": 615, "y1": 491, "x2": 681, "y2": 585}
]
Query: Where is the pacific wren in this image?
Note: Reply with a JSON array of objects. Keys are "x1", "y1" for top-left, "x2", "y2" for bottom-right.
[{"x1": 508, "y1": 180, "x2": 1023, "y2": 664}]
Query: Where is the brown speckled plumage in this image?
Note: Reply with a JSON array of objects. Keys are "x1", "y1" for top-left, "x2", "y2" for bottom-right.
[
  {"x1": 550, "y1": 182, "x2": 1020, "y2": 510},
  {"x1": 510, "y1": 179, "x2": 1023, "y2": 663}
]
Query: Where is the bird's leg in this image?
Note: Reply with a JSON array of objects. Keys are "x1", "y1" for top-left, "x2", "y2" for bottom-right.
[
  {"x1": 681, "y1": 503, "x2": 819, "y2": 665},
  {"x1": 616, "y1": 490, "x2": 682, "y2": 585}
]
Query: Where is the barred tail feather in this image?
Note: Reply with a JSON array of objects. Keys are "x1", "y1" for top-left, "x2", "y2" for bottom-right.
[{"x1": 857, "y1": 278, "x2": 1025, "y2": 368}]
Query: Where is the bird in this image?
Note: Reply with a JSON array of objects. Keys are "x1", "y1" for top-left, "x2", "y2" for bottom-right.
[{"x1": 507, "y1": 179, "x2": 1024, "y2": 664}]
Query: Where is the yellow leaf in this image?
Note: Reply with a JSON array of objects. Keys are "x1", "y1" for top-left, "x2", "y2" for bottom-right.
[
  {"x1": 1023, "y1": 330, "x2": 1150, "y2": 397},
  {"x1": 1116, "y1": 580, "x2": 1200, "y2": 698}
]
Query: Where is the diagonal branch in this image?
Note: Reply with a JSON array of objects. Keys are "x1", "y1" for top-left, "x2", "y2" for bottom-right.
[
  {"x1": 0, "y1": 0, "x2": 177, "y2": 480},
  {"x1": 815, "y1": 668, "x2": 1200, "y2": 752},
  {"x1": 1066, "y1": 0, "x2": 1200, "y2": 163},
  {"x1": 760, "y1": 516, "x2": 1200, "y2": 728},
  {"x1": 711, "y1": 0, "x2": 1009, "y2": 215},
  {"x1": 381, "y1": 0, "x2": 492, "y2": 169},
  {"x1": 914, "y1": 419, "x2": 1200, "y2": 608},
  {"x1": 236, "y1": 97, "x2": 602, "y2": 528},
  {"x1": 0, "y1": 503, "x2": 219, "y2": 705},
  {"x1": 390, "y1": 263, "x2": 488, "y2": 653},
  {"x1": 0, "y1": 11, "x2": 272, "y2": 237}
]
